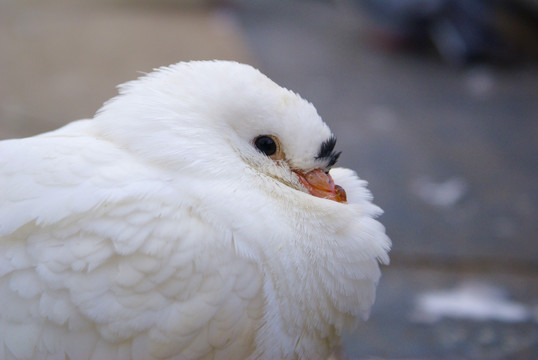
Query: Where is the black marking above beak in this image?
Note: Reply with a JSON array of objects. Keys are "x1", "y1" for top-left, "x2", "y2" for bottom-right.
[{"x1": 316, "y1": 136, "x2": 341, "y2": 168}]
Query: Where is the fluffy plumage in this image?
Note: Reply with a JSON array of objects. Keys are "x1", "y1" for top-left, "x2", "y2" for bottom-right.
[{"x1": 0, "y1": 61, "x2": 390, "y2": 360}]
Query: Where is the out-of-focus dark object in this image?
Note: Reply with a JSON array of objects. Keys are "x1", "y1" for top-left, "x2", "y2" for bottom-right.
[{"x1": 352, "y1": 0, "x2": 538, "y2": 66}]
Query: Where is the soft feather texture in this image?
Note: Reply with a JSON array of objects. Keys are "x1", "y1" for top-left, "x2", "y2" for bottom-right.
[{"x1": 0, "y1": 61, "x2": 390, "y2": 360}]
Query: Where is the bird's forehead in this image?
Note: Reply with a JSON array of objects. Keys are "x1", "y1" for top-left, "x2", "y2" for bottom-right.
[{"x1": 278, "y1": 98, "x2": 331, "y2": 152}]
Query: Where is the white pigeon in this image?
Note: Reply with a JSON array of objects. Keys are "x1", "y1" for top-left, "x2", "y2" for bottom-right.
[{"x1": 0, "y1": 61, "x2": 390, "y2": 360}]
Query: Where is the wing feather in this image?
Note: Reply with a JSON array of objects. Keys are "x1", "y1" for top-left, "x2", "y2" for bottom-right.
[{"x1": 0, "y1": 122, "x2": 263, "y2": 360}]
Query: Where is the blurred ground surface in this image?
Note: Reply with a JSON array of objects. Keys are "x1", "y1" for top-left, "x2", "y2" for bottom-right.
[{"x1": 1, "y1": 0, "x2": 537, "y2": 359}]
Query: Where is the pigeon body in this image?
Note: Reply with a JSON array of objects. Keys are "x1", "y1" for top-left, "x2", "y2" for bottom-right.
[{"x1": 0, "y1": 61, "x2": 390, "y2": 360}]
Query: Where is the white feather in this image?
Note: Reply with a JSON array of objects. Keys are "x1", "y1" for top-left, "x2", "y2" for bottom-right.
[{"x1": 0, "y1": 60, "x2": 390, "y2": 359}]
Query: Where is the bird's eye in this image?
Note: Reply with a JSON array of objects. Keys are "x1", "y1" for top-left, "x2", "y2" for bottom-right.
[
  {"x1": 254, "y1": 135, "x2": 277, "y2": 156},
  {"x1": 253, "y1": 135, "x2": 285, "y2": 160}
]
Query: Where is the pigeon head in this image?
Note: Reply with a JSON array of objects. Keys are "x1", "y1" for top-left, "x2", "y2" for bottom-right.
[{"x1": 95, "y1": 61, "x2": 346, "y2": 202}]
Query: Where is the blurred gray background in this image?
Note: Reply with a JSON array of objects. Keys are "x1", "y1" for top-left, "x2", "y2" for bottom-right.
[{"x1": 1, "y1": 0, "x2": 537, "y2": 358}]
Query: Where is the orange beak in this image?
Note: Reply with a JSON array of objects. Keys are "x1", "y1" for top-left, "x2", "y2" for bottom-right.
[{"x1": 294, "y1": 169, "x2": 347, "y2": 203}]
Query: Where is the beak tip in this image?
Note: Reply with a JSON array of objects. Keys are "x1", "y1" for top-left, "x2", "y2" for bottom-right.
[{"x1": 335, "y1": 185, "x2": 347, "y2": 203}]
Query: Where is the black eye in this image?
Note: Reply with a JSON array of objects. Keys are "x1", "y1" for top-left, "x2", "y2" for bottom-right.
[{"x1": 254, "y1": 135, "x2": 277, "y2": 156}]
